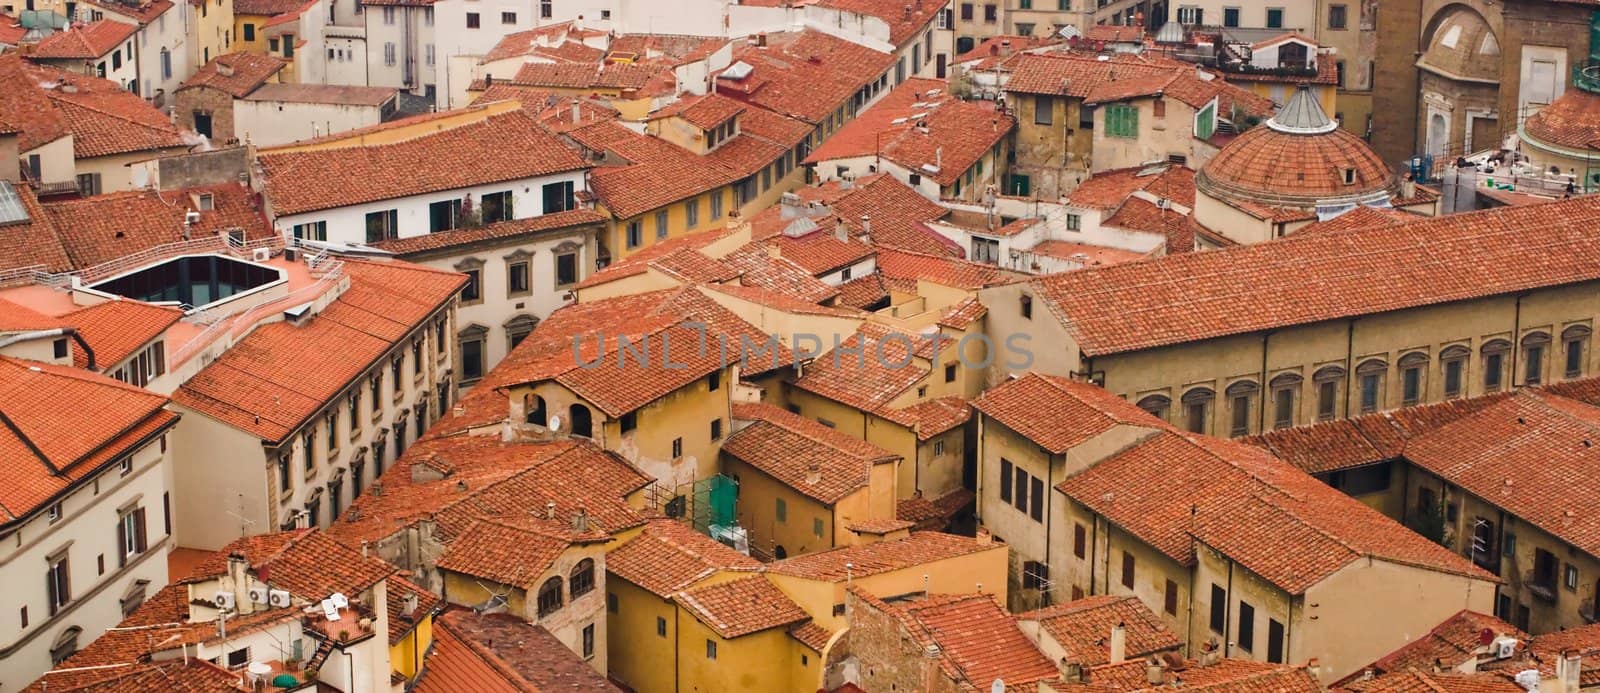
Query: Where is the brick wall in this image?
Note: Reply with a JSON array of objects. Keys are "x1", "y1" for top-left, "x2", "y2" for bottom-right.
[
  {"x1": 844, "y1": 590, "x2": 963, "y2": 693},
  {"x1": 173, "y1": 85, "x2": 238, "y2": 144}
]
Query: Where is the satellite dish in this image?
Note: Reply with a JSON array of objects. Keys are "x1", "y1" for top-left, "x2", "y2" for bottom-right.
[
  {"x1": 991, "y1": 679, "x2": 1005, "y2": 693},
  {"x1": 547, "y1": 414, "x2": 563, "y2": 432}
]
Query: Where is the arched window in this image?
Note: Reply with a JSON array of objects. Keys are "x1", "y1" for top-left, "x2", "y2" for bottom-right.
[
  {"x1": 1225, "y1": 380, "x2": 1258, "y2": 437},
  {"x1": 1136, "y1": 394, "x2": 1171, "y2": 421},
  {"x1": 1268, "y1": 373, "x2": 1302, "y2": 429},
  {"x1": 537, "y1": 576, "x2": 564, "y2": 617},
  {"x1": 568, "y1": 403, "x2": 593, "y2": 438},
  {"x1": 50, "y1": 626, "x2": 81, "y2": 666},
  {"x1": 570, "y1": 558, "x2": 595, "y2": 598},
  {"x1": 1439, "y1": 345, "x2": 1469, "y2": 398},
  {"x1": 774, "y1": 545, "x2": 788, "y2": 560},
  {"x1": 1562, "y1": 325, "x2": 1591, "y2": 379},
  {"x1": 1521, "y1": 332, "x2": 1551, "y2": 385},
  {"x1": 1398, "y1": 352, "x2": 1429, "y2": 406},
  {"x1": 1481, "y1": 339, "x2": 1511, "y2": 392},
  {"x1": 524, "y1": 394, "x2": 547, "y2": 426},
  {"x1": 1355, "y1": 359, "x2": 1387, "y2": 414},
  {"x1": 1180, "y1": 387, "x2": 1215, "y2": 434}
]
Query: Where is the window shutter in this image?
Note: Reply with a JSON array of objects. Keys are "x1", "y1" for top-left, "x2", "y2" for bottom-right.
[
  {"x1": 117, "y1": 520, "x2": 127, "y2": 567},
  {"x1": 47, "y1": 570, "x2": 57, "y2": 616},
  {"x1": 134, "y1": 508, "x2": 148, "y2": 553}
]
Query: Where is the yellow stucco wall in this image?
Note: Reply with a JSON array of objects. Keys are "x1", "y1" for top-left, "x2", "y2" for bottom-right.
[
  {"x1": 193, "y1": 0, "x2": 237, "y2": 65},
  {"x1": 676, "y1": 616, "x2": 797, "y2": 693},
  {"x1": 766, "y1": 542, "x2": 1010, "y2": 633},
  {"x1": 388, "y1": 612, "x2": 433, "y2": 682}
]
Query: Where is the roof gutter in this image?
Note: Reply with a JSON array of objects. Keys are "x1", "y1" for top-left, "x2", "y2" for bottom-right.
[{"x1": 0, "y1": 327, "x2": 74, "y2": 353}]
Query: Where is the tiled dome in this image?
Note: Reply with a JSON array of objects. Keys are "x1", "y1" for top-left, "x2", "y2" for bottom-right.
[
  {"x1": 1523, "y1": 86, "x2": 1600, "y2": 152},
  {"x1": 1197, "y1": 86, "x2": 1396, "y2": 208},
  {"x1": 1418, "y1": 7, "x2": 1501, "y2": 84}
]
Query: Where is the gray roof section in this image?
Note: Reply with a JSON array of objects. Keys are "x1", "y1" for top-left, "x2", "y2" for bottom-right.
[{"x1": 1266, "y1": 85, "x2": 1336, "y2": 134}]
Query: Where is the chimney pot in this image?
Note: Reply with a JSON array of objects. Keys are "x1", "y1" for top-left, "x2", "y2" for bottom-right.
[
  {"x1": 805, "y1": 462, "x2": 822, "y2": 485},
  {"x1": 1110, "y1": 623, "x2": 1128, "y2": 664},
  {"x1": 546, "y1": 501, "x2": 557, "y2": 519}
]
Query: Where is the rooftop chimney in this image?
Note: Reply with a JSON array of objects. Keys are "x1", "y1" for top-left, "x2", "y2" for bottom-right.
[
  {"x1": 545, "y1": 501, "x2": 557, "y2": 519},
  {"x1": 975, "y1": 526, "x2": 992, "y2": 545},
  {"x1": 1000, "y1": 39, "x2": 1012, "y2": 57},
  {"x1": 805, "y1": 462, "x2": 821, "y2": 485},
  {"x1": 860, "y1": 214, "x2": 871, "y2": 238},
  {"x1": 1145, "y1": 656, "x2": 1166, "y2": 686},
  {"x1": 1110, "y1": 623, "x2": 1128, "y2": 664},
  {"x1": 402, "y1": 591, "x2": 419, "y2": 617},
  {"x1": 573, "y1": 506, "x2": 589, "y2": 532},
  {"x1": 571, "y1": 98, "x2": 582, "y2": 122},
  {"x1": 834, "y1": 217, "x2": 849, "y2": 242}
]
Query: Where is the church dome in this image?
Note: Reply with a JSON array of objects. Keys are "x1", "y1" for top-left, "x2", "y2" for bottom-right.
[{"x1": 1197, "y1": 85, "x2": 1396, "y2": 209}]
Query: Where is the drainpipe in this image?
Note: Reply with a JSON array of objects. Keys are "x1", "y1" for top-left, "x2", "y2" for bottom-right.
[
  {"x1": 1257, "y1": 331, "x2": 1272, "y2": 432},
  {"x1": 0, "y1": 328, "x2": 73, "y2": 351},
  {"x1": 71, "y1": 331, "x2": 96, "y2": 371},
  {"x1": 1043, "y1": 451, "x2": 1053, "y2": 607},
  {"x1": 1342, "y1": 318, "x2": 1356, "y2": 419},
  {"x1": 1224, "y1": 559, "x2": 1235, "y2": 657},
  {"x1": 674, "y1": 606, "x2": 681, "y2": 693},
  {"x1": 340, "y1": 647, "x2": 354, "y2": 693},
  {"x1": 1510, "y1": 293, "x2": 1526, "y2": 387}
]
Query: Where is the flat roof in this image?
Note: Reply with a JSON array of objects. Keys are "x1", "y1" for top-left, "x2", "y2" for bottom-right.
[{"x1": 242, "y1": 82, "x2": 397, "y2": 106}]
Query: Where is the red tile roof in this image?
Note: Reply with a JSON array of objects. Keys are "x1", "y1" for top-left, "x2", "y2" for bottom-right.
[
  {"x1": 0, "y1": 357, "x2": 175, "y2": 523},
  {"x1": 329, "y1": 435, "x2": 649, "y2": 549},
  {"x1": 745, "y1": 175, "x2": 960, "y2": 257},
  {"x1": 1199, "y1": 122, "x2": 1395, "y2": 208},
  {"x1": 435, "y1": 519, "x2": 579, "y2": 587},
  {"x1": 954, "y1": 35, "x2": 1064, "y2": 68},
  {"x1": 1019, "y1": 595, "x2": 1182, "y2": 667},
  {"x1": 674, "y1": 574, "x2": 810, "y2": 639},
  {"x1": 481, "y1": 28, "x2": 604, "y2": 64},
  {"x1": 867, "y1": 590, "x2": 1060, "y2": 688},
  {"x1": 172, "y1": 259, "x2": 464, "y2": 443},
  {"x1": 0, "y1": 56, "x2": 186, "y2": 157},
  {"x1": 1524, "y1": 86, "x2": 1600, "y2": 151},
  {"x1": 411, "y1": 615, "x2": 526, "y2": 693},
  {"x1": 788, "y1": 324, "x2": 933, "y2": 425},
  {"x1": 1339, "y1": 671, "x2": 1523, "y2": 693},
  {"x1": 972, "y1": 373, "x2": 1157, "y2": 453},
  {"x1": 875, "y1": 247, "x2": 1025, "y2": 290},
  {"x1": 185, "y1": 528, "x2": 395, "y2": 599},
  {"x1": 427, "y1": 610, "x2": 618, "y2": 691},
  {"x1": 1067, "y1": 165, "x2": 1196, "y2": 210},
  {"x1": 385, "y1": 573, "x2": 443, "y2": 644},
  {"x1": 371, "y1": 208, "x2": 605, "y2": 256},
  {"x1": 1350, "y1": 610, "x2": 1524, "y2": 682},
  {"x1": 0, "y1": 297, "x2": 70, "y2": 332},
  {"x1": 1292, "y1": 206, "x2": 1420, "y2": 237},
  {"x1": 1076, "y1": 656, "x2": 1321, "y2": 691},
  {"x1": 716, "y1": 31, "x2": 895, "y2": 125},
  {"x1": 790, "y1": 621, "x2": 835, "y2": 652},
  {"x1": 769, "y1": 531, "x2": 1000, "y2": 581},
  {"x1": 607, "y1": 517, "x2": 762, "y2": 597},
  {"x1": 806, "y1": 78, "x2": 1015, "y2": 186},
  {"x1": 724, "y1": 402, "x2": 899, "y2": 504},
  {"x1": 1058, "y1": 427, "x2": 1495, "y2": 594},
  {"x1": 233, "y1": 0, "x2": 303, "y2": 14},
  {"x1": 0, "y1": 182, "x2": 72, "y2": 273},
  {"x1": 1029, "y1": 195, "x2": 1600, "y2": 357},
  {"x1": 648, "y1": 92, "x2": 746, "y2": 129},
  {"x1": 764, "y1": 225, "x2": 876, "y2": 275},
  {"x1": 61, "y1": 299, "x2": 181, "y2": 370},
  {"x1": 39, "y1": 184, "x2": 274, "y2": 270},
  {"x1": 30, "y1": 20, "x2": 137, "y2": 58},
  {"x1": 259, "y1": 109, "x2": 586, "y2": 215},
  {"x1": 718, "y1": 243, "x2": 842, "y2": 304}
]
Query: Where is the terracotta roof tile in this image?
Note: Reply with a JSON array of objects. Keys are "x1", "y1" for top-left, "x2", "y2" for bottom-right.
[
  {"x1": 411, "y1": 616, "x2": 527, "y2": 693},
  {"x1": 1351, "y1": 610, "x2": 1524, "y2": 681},
  {"x1": 81, "y1": 0, "x2": 174, "y2": 23},
  {"x1": 30, "y1": 20, "x2": 137, "y2": 58},
  {"x1": 0, "y1": 57, "x2": 186, "y2": 157},
  {"x1": 973, "y1": 373, "x2": 1157, "y2": 453},
  {"x1": 172, "y1": 260, "x2": 464, "y2": 443},
  {"x1": 435, "y1": 519, "x2": 575, "y2": 587},
  {"x1": 481, "y1": 28, "x2": 604, "y2": 64},
  {"x1": 1058, "y1": 427, "x2": 1495, "y2": 594},
  {"x1": 848, "y1": 517, "x2": 915, "y2": 534},
  {"x1": 1524, "y1": 87, "x2": 1600, "y2": 151},
  {"x1": 954, "y1": 35, "x2": 1064, "y2": 68},
  {"x1": 0, "y1": 182, "x2": 72, "y2": 273},
  {"x1": 896, "y1": 488, "x2": 973, "y2": 530},
  {"x1": 0, "y1": 357, "x2": 174, "y2": 522},
  {"x1": 718, "y1": 244, "x2": 842, "y2": 304},
  {"x1": 675, "y1": 574, "x2": 810, "y2": 639},
  {"x1": 813, "y1": 0, "x2": 944, "y2": 44},
  {"x1": 1339, "y1": 671, "x2": 1522, "y2": 693},
  {"x1": 429, "y1": 610, "x2": 617, "y2": 691},
  {"x1": 725, "y1": 402, "x2": 899, "y2": 504},
  {"x1": 872, "y1": 591, "x2": 1059, "y2": 688},
  {"x1": 716, "y1": 31, "x2": 895, "y2": 125},
  {"x1": 184, "y1": 528, "x2": 395, "y2": 598},
  {"x1": 1077, "y1": 656, "x2": 1321, "y2": 691},
  {"x1": 1066, "y1": 165, "x2": 1196, "y2": 210},
  {"x1": 836, "y1": 273, "x2": 890, "y2": 308},
  {"x1": 1198, "y1": 115, "x2": 1395, "y2": 208},
  {"x1": 899, "y1": 396, "x2": 971, "y2": 440},
  {"x1": 1031, "y1": 195, "x2": 1600, "y2": 356},
  {"x1": 61, "y1": 299, "x2": 181, "y2": 369},
  {"x1": 607, "y1": 518, "x2": 762, "y2": 597},
  {"x1": 41, "y1": 184, "x2": 273, "y2": 270},
  {"x1": 788, "y1": 325, "x2": 931, "y2": 424},
  {"x1": 491, "y1": 60, "x2": 659, "y2": 90},
  {"x1": 1031, "y1": 238, "x2": 1150, "y2": 267},
  {"x1": 648, "y1": 92, "x2": 746, "y2": 129},
  {"x1": 790, "y1": 621, "x2": 835, "y2": 651},
  {"x1": 385, "y1": 573, "x2": 444, "y2": 644},
  {"x1": 1019, "y1": 595, "x2": 1182, "y2": 667},
  {"x1": 371, "y1": 208, "x2": 605, "y2": 256},
  {"x1": 1292, "y1": 206, "x2": 1415, "y2": 237},
  {"x1": 769, "y1": 532, "x2": 999, "y2": 581},
  {"x1": 764, "y1": 228, "x2": 875, "y2": 275},
  {"x1": 260, "y1": 109, "x2": 586, "y2": 215},
  {"x1": 0, "y1": 297, "x2": 70, "y2": 332},
  {"x1": 876, "y1": 246, "x2": 1026, "y2": 290},
  {"x1": 178, "y1": 52, "x2": 286, "y2": 97},
  {"x1": 806, "y1": 78, "x2": 1014, "y2": 186}
]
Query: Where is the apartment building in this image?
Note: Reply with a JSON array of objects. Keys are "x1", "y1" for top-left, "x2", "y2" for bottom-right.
[
  {"x1": 26, "y1": 20, "x2": 141, "y2": 89},
  {"x1": 0, "y1": 358, "x2": 178, "y2": 689},
  {"x1": 82, "y1": 0, "x2": 193, "y2": 108},
  {"x1": 173, "y1": 52, "x2": 288, "y2": 141},
  {"x1": 971, "y1": 373, "x2": 1499, "y2": 684},
  {"x1": 979, "y1": 194, "x2": 1600, "y2": 437}
]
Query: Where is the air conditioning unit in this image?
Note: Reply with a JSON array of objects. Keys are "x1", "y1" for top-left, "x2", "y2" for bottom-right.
[
  {"x1": 185, "y1": 211, "x2": 201, "y2": 225},
  {"x1": 1493, "y1": 636, "x2": 1518, "y2": 659},
  {"x1": 247, "y1": 586, "x2": 269, "y2": 604},
  {"x1": 251, "y1": 247, "x2": 272, "y2": 262},
  {"x1": 213, "y1": 591, "x2": 236, "y2": 610},
  {"x1": 268, "y1": 589, "x2": 292, "y2": 608}
]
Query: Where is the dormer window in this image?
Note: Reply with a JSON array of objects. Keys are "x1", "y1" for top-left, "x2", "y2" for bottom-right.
[
  {"x1": 197, "y1": 193, "x2": 214, "y2": 211},
  {"x1": 1342, "y1": 168, "x2": 1356, "y2": 185}
]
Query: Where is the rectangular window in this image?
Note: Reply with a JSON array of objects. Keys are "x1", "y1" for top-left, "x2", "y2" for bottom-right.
[
  {"x1": 1013, "y1": 466, "x2": 1028, "y2": 514},
  {"x1": 999, "y1": 459, "x2": 1013, "y2": 503},
  {"x1": 381, "y1": 6, "x2": 394, "y2": 23},
  {"x1": 226, "y1": 648, "x2": 249, "y2": 669},
  {"x1": 1230, "y1": 395, "x2": 1250, "y2": 436},
  {"x1": 47, "y1": 555, "x2": 70, "y2": 615},
  {"x1": 1164, "y1": 580, "x2": 1178, "y2": 615},
  {"x1": 582, "y1": 624, "x2": 595, "y2": 658},
  {"x1": 1177, "y1": 5, "x2": 1202, "y2": 24},
  {"x1": 1223, "y1": 6, "x2": 1240, "y2": 26},
  {"x1": 620, "y1": 412, "x2": 637, "y2": 433},
  {"x1": 710, "y1": 418, "x2": 722, "y2": 440},
  {"x1": 460, "y1": 337, "x2": 484, "y2": 382},
  {"x1": 539, "y1": 0, "x2": 551, "y2": 18},
  {"x1": 1525, "y1": 345, "x2": 1544, "y2": 385},
  {"x1": 542, "y1": 181, "x2": 574, "y2": 214},
  {"x1": 1567, "y1": 339, "x2": 1585, "y2": 378},
  {"x1": 508, "y1": 261, "x2": 529, "y2": 295},
  {"x1": 465, "y1": 12, "x2": 479, "y2": 28},
  {"x1": 945, "y1": 363, "x2": 957, "y2": 383},
  {"x1": 556, "y1": 253, "x2": 578, "y2": 287},
  {"x1": 685, "y1": 199, "x2": 700, "y2": 228},
  {"x1": 960, "y1": 2, "x2": 972, "y2": 19},
  {"x1": 776, "y1": 497, "x2": 787, "y2": 522},
  {"x1": 243, "y1": 23, "x2": 255, "y2": 40},
  {"x1": 1402, "y1": 367, "x2": 1422, "y2": 405},
  {"x1": 1209, "y1": 584, "x2": 1226, "y2": 632},
  {"x1": 1033, "y1": 96, "x2": 1053, "y2": 125},
  {"x1": 672, "y1": 437, "x2": 683, "y2": 458},
  {"x1": 481, "y1": 191, "x2": 513, "y2": 224},
  {"x1": 283, "y1": 35, "x2": 293, "y2": 58},
  {"x1": 1360, "y1": 374, "x2": 1380, "y2": 413},
  {"x1": 364, "y1": 209, "x2": 398, "y2": 243},
  {"x1": 657, "y1": 616, "x2": 667, "y2": 637},
  {"x1": 293, "y1": 221, "x2": 327, "y2": 241},
  {"x1": 1266, "y1": 7, "x2": 1284, "y2": 28},
  {"x1": 1328, "y1": 4, "x2": 1347, "y2": 29},
  {"x1": 429, "y1": 199, "x2": 461, "y2": 232},
  {"x1": 1120, "y1": 551, "x2": 1134, "y2": 589},
  {"x1": 705, "y1": 639, "x2": 717, "y2": 660},
  {"x1": 1020, "y1": 295, "x2": 1032, "y2": 319},
  {"x1": 1186, "y1": 401, "x2": 1207, "y2": 433},
  {"x1": 655, "y1": 210, "x2": 669, "y2": 240},
  {"x1": 461, "y1": 269, "x2": 481, "y2": 302},
  {"x1": 626, "y1": 221, "x2": 642, "y2": 248},
  {"x1": 1073, "y1": 524, "x2": 1086, "y2": 558},
  {"x1": 1273, "y1": 388, "x2": 1293, "y2": 429},
  {"x1": 1065, "y1": 214, "x2": 1081, "y2": 231},
  {"x1": 1268, "y1": 619, "x2": 1285, "y2": 663},
  {"x1": 1444, "y1": 359, "x2": 1463, "y2": 397},
  {"x1": 984, "y1": 3, "x2": 996, "y2": 22},
  {"x1": 1104, "y1": 103, "x2": 1139, "y2": 138},
  {"x1": 1237, "y1": 601, "x2": 1255, "y2": 651},
  {"x1": 1029, "y1": 477, "x2": 1043, "y2": 522},
  {"x1": 76, "y1": 172, "x2": 101, "y2": 196},
  {"x1": 710, "y1": 192, "x2": 724, "y2": 220},
  {"x1": 812, "y1": 517, "x2": 824, "y2": 537},
  {"x1": 501, "y1": 10, "x2": 515, "y2": 23},
  {"x1": 278, "y1": 454, "x2": 291, "y2": 493},
  {"x1": 607, "y1": 593, "x2": 618, "y2": 613},
  {"x1": 1533, "y1": 549, "x2": 1558, "y2": 595},
  {"x1": 1485, "y1": 352, "x2": 1503, "y2": 391}
]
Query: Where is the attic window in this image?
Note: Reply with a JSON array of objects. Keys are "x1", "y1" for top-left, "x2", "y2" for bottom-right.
[
  {"x1": 197, "y1": 193, "x2": 214, "y2": 211},
  {"x1": 1342, "y1": 168, "x2": 1356, "y2": 185}
]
